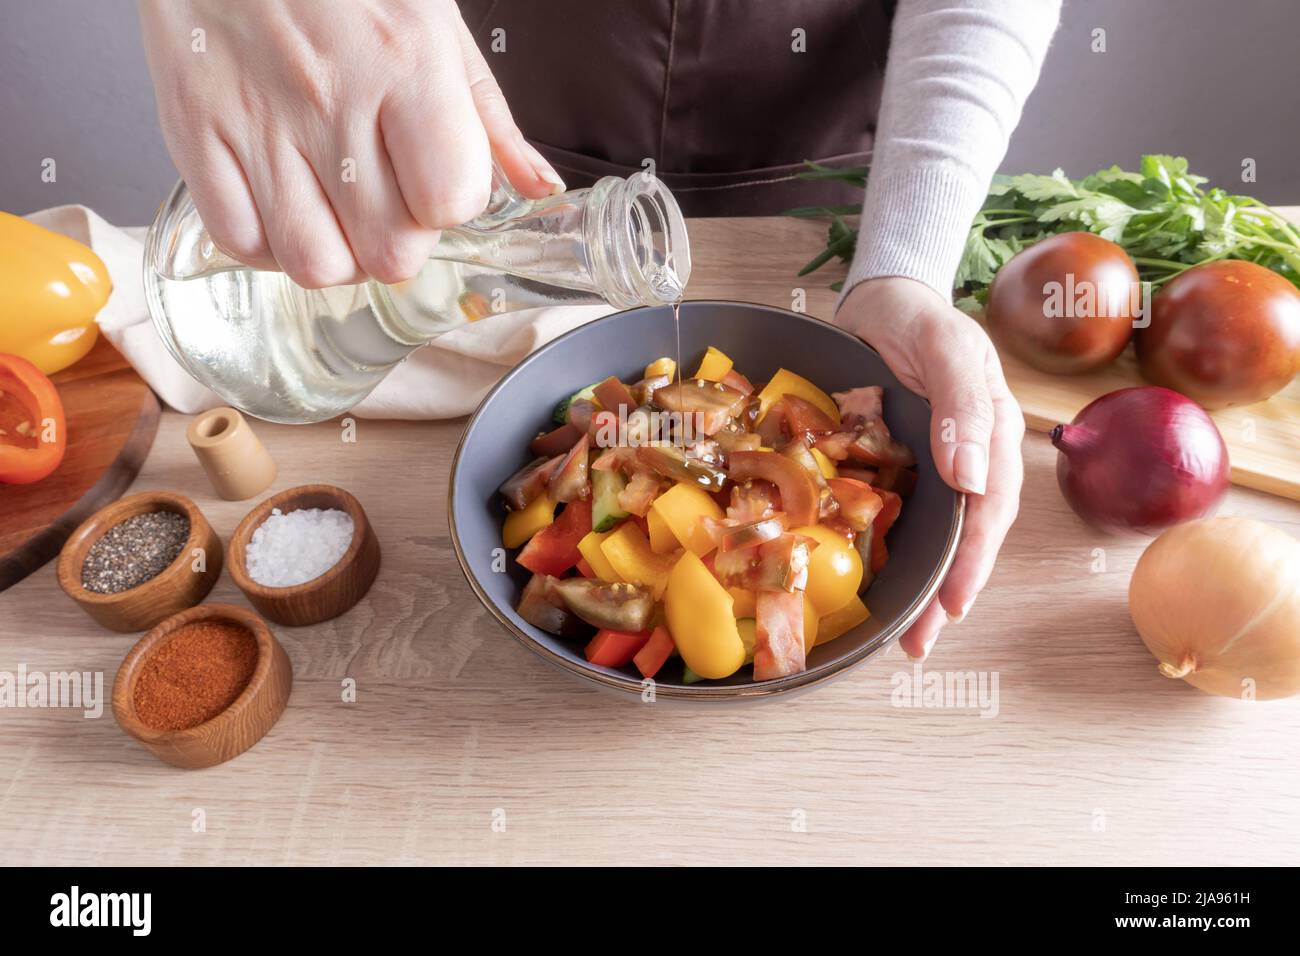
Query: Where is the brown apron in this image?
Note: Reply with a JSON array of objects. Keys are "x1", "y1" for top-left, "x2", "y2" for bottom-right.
[{"x1": 459, "y1": 0, "x2": 894, "y2": 216}]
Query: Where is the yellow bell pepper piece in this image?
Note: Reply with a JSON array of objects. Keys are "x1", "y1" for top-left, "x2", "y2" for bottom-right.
[
  {"x1": 577, "y1": 529, "x2": 620, "y2": 582},
  {"x1": 650, "y1": 482, "x2": 723, "y2": 556},
  {"x1": 644, "y1": 356, "x2": 676, "y2": 380},
  {"x1": 600, "y1": 522, "x2": 673, "y2": 599},
  {"x1": 728, "y1": 587, "x2": 757, "y2": 619},
  {"x1": 810, "y1": 447, "x2": 839, "y2": 479},
  {"x1": 502, "y1": 493, "x2": 556, "y2": 548},
  {"x1": 736, "y1": 618, "x2": 757, "y2": 663},
  {"x1": 692, "y1": 346, "x2": 733, "y2": 381},
  {"x1": 756, "y1": 368, "x2": 840, "y2": 425},
  {"x1": 646, "y1": 506, "x2": 678, "y2": 555},
  {"x1": 817, "y1": 595, "x2": 871, "y2": 645},
  {"x1": 665, "y1": 551, "x2": 745, "y2": 679},
  {"x1": 0, "y1": 211, "x2": 110, "y2": 374}
]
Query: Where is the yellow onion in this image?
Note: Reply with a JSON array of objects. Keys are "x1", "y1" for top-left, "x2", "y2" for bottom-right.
[{"x1": 1129, "y1": 517, "x2": 1300, "y2": 699}]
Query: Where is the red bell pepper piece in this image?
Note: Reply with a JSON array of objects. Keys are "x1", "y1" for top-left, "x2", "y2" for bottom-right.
[
  {"x1": 586, "y1": 627, "x2": 653, "y2": 668},
  {"x1": 632, "y1": 626, "x2": 675, "y2": 678},
  {"x1": 517, "y1": 498, "x2": 592, "y2": 577}
]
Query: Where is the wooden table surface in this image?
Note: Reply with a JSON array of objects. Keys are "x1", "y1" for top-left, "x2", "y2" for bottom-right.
[{"x1": 3, "y1": 217, "x2": 1299, "y2": 866}]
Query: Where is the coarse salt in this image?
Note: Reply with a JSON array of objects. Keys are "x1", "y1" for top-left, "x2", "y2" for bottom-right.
[{"x1": 245, "y1": 507, "x2": 355, "y2": 588}]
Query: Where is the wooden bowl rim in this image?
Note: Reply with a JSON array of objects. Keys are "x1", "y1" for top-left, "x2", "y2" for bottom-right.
[
  {"x1": 227, "y1": 483, "x2": 369, "y2": 599},
  {"x1": 112, "y1": 602, "x2": 278, "y2": 743},
  {"x1": 56, "y1": 490, "x2": 212, "y2": 606}
]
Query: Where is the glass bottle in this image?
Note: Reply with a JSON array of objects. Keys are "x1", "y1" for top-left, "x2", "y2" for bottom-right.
[{"x1": 144, "y1": 167, "x2": 690, "y2": 423}]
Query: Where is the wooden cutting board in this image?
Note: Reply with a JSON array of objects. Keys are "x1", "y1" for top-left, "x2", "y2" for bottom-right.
[
  {"x1": 980, "y1": 203, "x2": 1300, "y2": 503},
  {"x1": 987, "y1": 335, "x2": 1299, "y2": 500},
  {"x1": 0, "y1": 335, "x2": 160, "y2": 590}
]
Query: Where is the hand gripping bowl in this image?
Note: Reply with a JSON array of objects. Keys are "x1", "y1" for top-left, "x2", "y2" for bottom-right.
[{"x1": 450, "y1": 301, "x2": 964, "y2": 701}]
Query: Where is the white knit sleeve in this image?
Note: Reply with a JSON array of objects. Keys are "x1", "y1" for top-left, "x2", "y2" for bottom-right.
[{"x1": 842, "y1": 0, "x2": 1061, "y2": 302}]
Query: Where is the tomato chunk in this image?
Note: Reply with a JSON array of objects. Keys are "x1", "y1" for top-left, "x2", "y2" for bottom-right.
[
  {"x1": 868, "y1": 489, "x2": 902, "y2": 575},
  {"x1": 728, "y1": 450, "x2": 819, "y2": 526},
  {"x1": 827, "y1": 477, "x2": 884, "y2": 532},
  {"x1": 754, "y1": 590, "x2": 807, "y2": 680}
]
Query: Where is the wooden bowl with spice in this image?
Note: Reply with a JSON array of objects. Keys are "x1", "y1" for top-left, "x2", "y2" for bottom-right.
[
  {"x1": 57, "y1": 491, "x2": 223, "y2": 632},
  {"x1": 227, "y1": 483, "x2": 380, "y2": 627},
  {"x1": 112, "y1": 602, "x2": 292, "y2": 769}
]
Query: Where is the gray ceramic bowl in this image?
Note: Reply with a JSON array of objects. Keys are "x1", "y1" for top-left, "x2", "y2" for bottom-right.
[{"x1": 450, "y1": 301, "x2": 963, "y2": 701}]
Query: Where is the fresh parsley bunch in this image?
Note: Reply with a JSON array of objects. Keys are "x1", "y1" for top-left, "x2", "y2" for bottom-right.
[{"x1": 789, "y1": 155, "x2": 1300, "y2": 308}]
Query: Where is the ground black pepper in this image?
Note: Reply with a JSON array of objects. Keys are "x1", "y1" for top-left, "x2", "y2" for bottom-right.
[{"x1": 81, "y1": 511, "x2": 190, "y2": 594}]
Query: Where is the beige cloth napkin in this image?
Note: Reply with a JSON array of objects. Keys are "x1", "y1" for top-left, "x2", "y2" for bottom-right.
[{"x1": 26, "y1": 204, "x2": 615, "y2": 419}]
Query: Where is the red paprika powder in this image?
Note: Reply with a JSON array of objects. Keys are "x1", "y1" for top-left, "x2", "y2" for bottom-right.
[{"x1": 132, "y1": 620, "x2": 259, "y2": 731}]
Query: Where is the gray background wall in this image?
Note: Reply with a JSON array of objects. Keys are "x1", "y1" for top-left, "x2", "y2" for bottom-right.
[{"x1": 2, "y1": 0, "x2": 1297, "y2": 226}]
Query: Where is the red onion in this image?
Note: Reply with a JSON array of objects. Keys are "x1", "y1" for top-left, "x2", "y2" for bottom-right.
[{"x1": 1051, "y1": 386, "x2": 1229, "y2": 535}]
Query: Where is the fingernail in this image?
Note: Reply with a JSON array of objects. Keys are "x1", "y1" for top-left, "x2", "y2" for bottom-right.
[
  {"x1": 953, "y1": 442, "x2": 987, "y2": 495},
  {"x1": 947, "y1": 598, "x2": 973, "y2": 624},
  {"x1": 522, "y1": 141, "x2": 565, "y2": 194},
  {"x1": 922, "y1": 633, "x2": 940, "y2": 658}
]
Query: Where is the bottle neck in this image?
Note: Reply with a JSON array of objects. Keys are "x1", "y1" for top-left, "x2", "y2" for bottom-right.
[{"x1": 581, "y1": 172, "x2": 691, "y2": 308}]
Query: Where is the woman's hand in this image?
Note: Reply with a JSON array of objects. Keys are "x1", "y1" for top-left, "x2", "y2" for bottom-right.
[
  {"x1": 836, "y1": 277, "x2": 1025, "y2": 660},
  {"x1": 138, "y1": 0, "x2": 562, "y2": 288}
]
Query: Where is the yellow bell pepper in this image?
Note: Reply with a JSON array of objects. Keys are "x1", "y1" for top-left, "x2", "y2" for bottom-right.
[
  {"x1": 817, "y1": 595, "x2": 871, "y2": 645},
  {"x1": 600, "y1": 522, "x2": 673, "y2": 599},
  {"x1": 756, "y1": 368, "x2": 840, "y2": 425},
  {"x1": 644, "y1": 507, "x2": 675, "y2": 555},
  {"x1": 0, "y1": 212, "x2": 110, "y2": 374},
  {"x1": 650, "y1": 482, "x2": 723, "y2": 556},
  {"x1": 644, "y1": 356, "x2": 676, "y2": 380},
  {"x1": 728, "y1": 587, "x2": 757, "y2": 618},
  {"x1": 502, "y1": 493, "x2": 556, "y2": 548},
  {"x1": 810, "y1": 447, "x2": 839, "y2": 479},
  {"x1": 664, "y1": 551, "x2": 745, "y2": 679},
  {"x1": 578, "y1": 529, "x2": 620, "y2": 581},
  {"x1": 736, "y1": 618, "x2": 757, "y2": 663},
  {"x1": 693, "y1": 345, "x2": 733, "y2": 381}
]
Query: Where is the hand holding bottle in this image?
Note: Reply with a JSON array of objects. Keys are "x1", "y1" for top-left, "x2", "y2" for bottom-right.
[{"x1": 138, "y1": 0, "x2": 562, "y2": 288}]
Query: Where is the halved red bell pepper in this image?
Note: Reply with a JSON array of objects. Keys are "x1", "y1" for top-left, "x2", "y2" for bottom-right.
[
  {"x1": 728, "y1": 450, "x2": 819, "y2": 526},
  {"x1": 0, "y1": 353, "x2": 67, "y2": 484},
  {"x1": 586, "y1": 627, "x2": 653, "y2": 667},
  {"x1": 517, "y1": 498, "x2": 592, "y2": 576},
  {"x1": 633, "y1": 625, "x2": 675, "y2": 678}
]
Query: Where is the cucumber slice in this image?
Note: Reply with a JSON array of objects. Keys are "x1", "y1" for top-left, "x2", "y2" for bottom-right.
[
  {"x1": 591, "y1": 466, "x2": 629, "y2": 533},
  {"x1": 681, "y1": 664, "x2": 704, "y2": 684},
  {"x1": 552, "y1": 383, "x2": 599, "y2": 425}
]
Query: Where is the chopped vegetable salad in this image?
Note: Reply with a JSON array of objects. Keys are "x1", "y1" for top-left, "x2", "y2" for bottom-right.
[{"x1": 497, "y1": 346, "x2": 916, "y2": 683}]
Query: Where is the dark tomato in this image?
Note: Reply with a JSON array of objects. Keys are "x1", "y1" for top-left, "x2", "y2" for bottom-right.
[
  {"x1": 1136, "y1": 259, "x2": 1300, "y2": 409},
  {"x1": 986, "y1": 232, "x2": 1140, "y2": 374}
]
